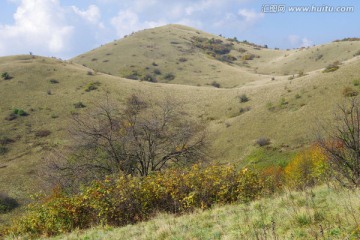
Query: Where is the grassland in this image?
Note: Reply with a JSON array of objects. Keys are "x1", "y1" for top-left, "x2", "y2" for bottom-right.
[
  {"x1": 1, "y1": 24, "x2": 360, "y2": 231},
  {"x1": 42, "y1": 185, "x2": 360, "y2": 240}
]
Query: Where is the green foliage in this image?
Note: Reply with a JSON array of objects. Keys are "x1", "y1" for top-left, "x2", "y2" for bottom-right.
[
  {"x1": 0, "y1": 193, "x2": 19, "y2": 213},
  {"x1": 13, "y1": 108, "x2": 28, "y2": 116},
  {"x1": 239, "y1": 94, "x2": 249, "y2": 103},
  {"x1": 84, "y1": 81, "x2": 101, "y2": 92},
  {"x1": 191, "y1": 37, "x2": 233, "y2": 56},
  {"x1": 6, "y1": 165, "x2": 265, "y2": 238},
  {"x1": 1, "y1": 72, "x2": 12, "y2": 80}
]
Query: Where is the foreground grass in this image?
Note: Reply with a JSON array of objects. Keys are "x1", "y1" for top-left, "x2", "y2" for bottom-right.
[{"x1": 43, "y1": 185, "x2": 360, "y2": 240}]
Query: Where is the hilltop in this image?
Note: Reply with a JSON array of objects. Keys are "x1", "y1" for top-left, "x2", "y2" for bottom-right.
[{"x1": 1, "y1": 24, "x2": 360, "y2": 226}]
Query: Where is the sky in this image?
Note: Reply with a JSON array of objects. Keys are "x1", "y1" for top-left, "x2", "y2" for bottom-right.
[{"x1": 0, "y1": 0, "x2": 359, "y2": 59}]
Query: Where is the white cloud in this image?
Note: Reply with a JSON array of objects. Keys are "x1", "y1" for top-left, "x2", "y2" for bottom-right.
[
  {"x1": 301, "y1": 38, "x2": 313, "y2": 47},
  {"x1": 72, "y1": 5, "x2": 101, "y2": 25},
  {"x1": 0, "y1": 0, "x2": 73, "y2": 56},
  {"x1": 185, "y1": 0, "x2": 223, "y2": 16},
  {"x1": 288, "y1": 35, "x2": 300, "y2": 45},
  {"x1": 238, "y1": 9, "x2": 264, "y2": 25},
  {"x1": 287, "y1": 35, "x2": 313, "y2": 48},
  {"x1": 111, "y1": 10, "x2": 166, "y2": 37}
]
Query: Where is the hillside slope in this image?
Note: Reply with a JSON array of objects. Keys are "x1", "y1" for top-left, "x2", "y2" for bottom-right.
[
  {"x1": 1, "y1": 25, "x2": 360, "y2": 220},
  {"x1": 72, "y1": 24, "x2": 360, "y2": 86},
  {"x1": 46, "y1": 185, "x2": 360, "y2": 240}
]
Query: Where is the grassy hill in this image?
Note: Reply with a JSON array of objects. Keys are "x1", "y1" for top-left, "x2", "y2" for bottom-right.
[
  {"x1": 1, "y1": 24, "x2": 360, "y2": 228},
  {"x1": 44, "y1": 185, "x2": 360, "y2": 240}
]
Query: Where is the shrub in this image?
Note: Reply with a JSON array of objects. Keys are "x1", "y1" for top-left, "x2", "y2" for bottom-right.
[
  {"x1": 87, "y1": 71, "x2": 94, "y2": 76},
  {"x1": 152, "y1": 62, "x2": 158, "y2": 66},
  {"x1": 142, "y1": 74, "x2": 157, "y2": 83},
  {"x1": 239, "y1": 94, "x2": 249, "y2": 103},
  {"x1": 239, "y1": 106, "x2": 251, "y2": 114},
  {"x1": 353, "y1": 79, "x2": 360, "y2": 86},
  {"x1": 49, "y1": 79, "x2": 59, "y2": 84},
  {"x1": 266, "y1": 102, "x2": 275, "y2": 111},
  {"x1": 343, "y1": 87, "x2": 358, "y2": 97},
  {"x1": 84, "y1": 81, "x2": 101, "y2": 92},
  {"x1": 354, "y1": 50, "x2": 360, "y2": 57},
  {"x1": 6, "y1": 165, "x2": 265, "y2": 238},
  {"x1": 323, "y1": 62, "x2": 340, "y2": 73},
  {"x1": 12, "y1": 108, "x2": 28, "y2": 116},
  {"x1": 5, "y1": 113, "x2": 17, "y2": 121},
  {"x1": 256, "y1": 137, "x2": 270, "y2": 147},
  {"x1": 211, "y1": 81, "x2": 220, "y2": 88},
  {"x1": 164, "y1": 73, "x2": 175, "y2": 81},
  {"x1": 0, "y1": 193, "x2": 19, "y2": 213},
  {"x1": 35, "y1": 130, "x2": 51, "y2": 138},
  {"x1": 153, "y1": 69, "x2": 161, "y2": 75},
  {"x1": 242, "y1": 54, "x2": 256, "y2": 61},
  {"x1": 0, "y1": 136, "x2": 14, "y2": 145},
  {"x1": 1, "y1": 72, "x2": 12, "y2": 80},
  {"x1": 0, "y1": 146, "x2": 7, "y2": 155},
  {"x1": 178, "y1": 57, "x2": 187, "y2": 62},
  {"x1": 285, "y1": 145, "x2": 329, "y2": 190},
  {"x1": 74, "y1": 102, "x2": 86, "y2": 109}
]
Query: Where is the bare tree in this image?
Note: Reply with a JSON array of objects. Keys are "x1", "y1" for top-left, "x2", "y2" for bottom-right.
[
  {"x1": 318, "y1": 97, "x2": 360, "y2": 188},
  {"x1": 46, "y1": 94, "x2": 207, "y2": 189}
]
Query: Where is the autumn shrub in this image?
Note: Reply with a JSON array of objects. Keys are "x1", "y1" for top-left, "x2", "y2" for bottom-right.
[
  {"x1": 6, "y1": 164, "x2": 265, "y2": 238},
  {"x1": 285, "y1": 144, "x2": 330, "y2": 190},
  {"x1": 343, "y1": 87, "x2": 359, "y2": 97},
  {"x1": 323, "y1": 62, "x2": 340, "y2": 73}
]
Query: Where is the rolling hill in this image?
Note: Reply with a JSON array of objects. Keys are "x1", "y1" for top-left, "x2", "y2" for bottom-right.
[{"x1": 1, "y1": 24, "x2": 360, "y2": 227}]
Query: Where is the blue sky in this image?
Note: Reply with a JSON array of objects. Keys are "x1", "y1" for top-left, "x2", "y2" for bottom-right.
[{"x1": 0, "y1": 0, "x2": 359, "y2": 59}]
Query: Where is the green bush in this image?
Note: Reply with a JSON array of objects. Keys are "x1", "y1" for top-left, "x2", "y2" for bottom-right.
[
  {"x1": 239, "y1": 94, "x2": 249, "y2": 103},
  {"x1": 211, "y1": 81, "x2": 221, "y2": 88},
  {"x1": 6, "y1": 165, "x2": 265, "y2": 238},
  {"x1": 1, "y1": 72, "x2": 12, "y2": 80},
  {"x1": 74, "y1": 102, "x2": 86, "y2": 109},
  {"x1": 11, "y1": 108, "x2": 28, "y2": 117},
  {"x1": 0, "y1": 193, "x2": 19, "y2": 213},
  {"x1": 84, "y1": 81, "x2": 101, "y2": 92},
  {"x1": 142, "y1": 74, "x2": 157, "y2": 83},
  {"x1": 164, "y1": 73, "x2": 175, "y2": 81},
  {"x1": 0, "y1": 145, "x2": 7, "y2": 155},
  {"x1": 153, "y1": 69, "x2": 161, "y2": 75},
  {"x1": 49, "y1": 79, "x2": 59, "y2": 84}
]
